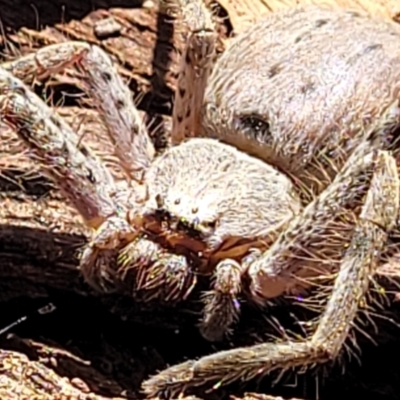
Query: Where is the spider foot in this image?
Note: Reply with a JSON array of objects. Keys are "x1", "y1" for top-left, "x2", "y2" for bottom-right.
[
  {"x1": 80, "y1": 216, "x2": 137, "y2": 292},
  {"x1": 119, "y1": 237, "x2": 196, "y2": 303},
  {"x1": 199, "y1": 259, "x2": 242, "y2": 341}
]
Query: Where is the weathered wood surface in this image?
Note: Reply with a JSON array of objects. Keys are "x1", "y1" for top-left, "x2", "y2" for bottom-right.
[{"x1": 218, "y1": 0, "x2": 400, "y2": 34}]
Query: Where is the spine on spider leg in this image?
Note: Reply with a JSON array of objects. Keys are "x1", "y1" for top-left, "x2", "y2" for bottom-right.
[
  {"x1": 0, "y1": 67, "x2": 117, "y2": 229},
  {"x1": 166, "y1": 0, "x2": 217, "y2": 144},
  {"x1": 77, "y1": 46, "x2": 155, "y2": 182}
]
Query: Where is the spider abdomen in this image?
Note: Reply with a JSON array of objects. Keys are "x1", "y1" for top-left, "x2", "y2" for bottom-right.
[{"x1": 203, "y1": 6, "x2": 400, "y2": 196}]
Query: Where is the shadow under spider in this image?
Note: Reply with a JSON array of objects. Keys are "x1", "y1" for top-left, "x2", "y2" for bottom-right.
[{"x1": 143, "y1": 7, "x2": 176, "y2": 151}]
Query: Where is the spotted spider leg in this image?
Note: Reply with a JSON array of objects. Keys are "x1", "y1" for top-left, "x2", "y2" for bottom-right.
[
  {"x1": 0, "y1": 59, "x2": 138, "y2": 293},
  {"x1": 45, "y1": 43, "x2": 157, "y2": 291},
  {"x1": 167, "y1": 0, "x2": 217, "y2": 144},
  {"x1": 1, "y1": 41, "x2": 155, "y2": 182},
  {"x1": 51, "y1": 43, "x2": 156, "y2": 291},
  {"x1": 0, "y1": 43, "x2": 147, "y2": 293},
  {"x1": 1, "y1": 41, "x2": 197, "y2": 297},
  {"x1": 76, "y1": 45, "x2": 155, "y2": 182},
  {"x1": 142, "y1": 143, "x2": 400, "y2": 397},
  {"x1": 0, "y1": 60, "x2": 117, "y2": 229}
]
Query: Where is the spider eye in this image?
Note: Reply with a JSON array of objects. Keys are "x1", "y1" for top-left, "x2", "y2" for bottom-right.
[{"x1": 236, "y1": 115, "x2": 271, "y2": 143}]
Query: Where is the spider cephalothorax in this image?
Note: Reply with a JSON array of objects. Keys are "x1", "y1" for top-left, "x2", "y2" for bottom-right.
[{"x1": 1, "y1": 1, "x2": 400, "y2": 399}]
